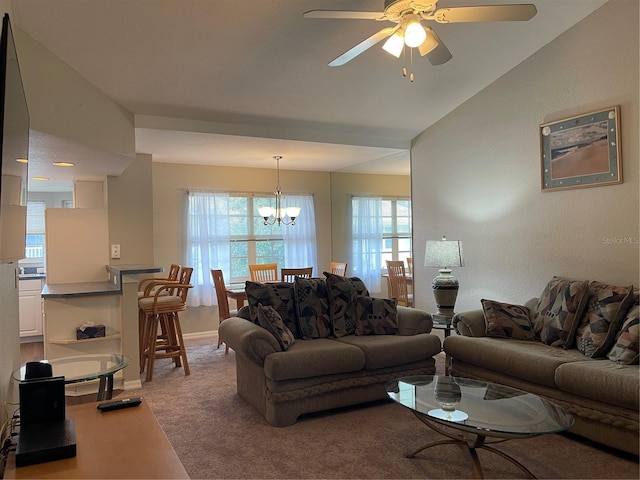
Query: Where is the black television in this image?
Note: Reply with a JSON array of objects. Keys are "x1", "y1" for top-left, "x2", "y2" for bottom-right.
[{"x1": 0, "y1": 13, "x2": 29, "y2": 264}]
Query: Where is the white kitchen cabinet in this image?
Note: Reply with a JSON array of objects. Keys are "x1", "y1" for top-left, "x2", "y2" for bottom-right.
[{"x1": 19, "y1": 278, "x2": 44, "y2": 338}]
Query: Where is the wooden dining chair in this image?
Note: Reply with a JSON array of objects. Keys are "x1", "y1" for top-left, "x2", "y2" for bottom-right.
[
  {"x1": 386, "y1": 260, "x2": 413, "y2": 307},
  {"x1": 211, "y1": 269, "x2": 235, "y2": 354},
  {"x1": 406, "y1": 257, "x2": 413, "y2": 275},
  {"x1": 281, "y1": 267, "x2": 313, "y2": 282},
  {"x1": 329, "y1": 261, "x2": 347, "y2": 276},
  {"x1": 249, "y1": 263, "x2": 278, "y2": 282}
]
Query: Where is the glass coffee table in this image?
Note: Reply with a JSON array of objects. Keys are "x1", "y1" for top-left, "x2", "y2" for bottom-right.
[
  {"x1": 386, "y1": 375, "x2": 574, "y2": 479},
  {"x1": 13, "y1": 354, "x2": 130, "y2": 401}
]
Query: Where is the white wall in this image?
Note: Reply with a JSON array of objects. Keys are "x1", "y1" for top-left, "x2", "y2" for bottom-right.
[{"x1": 411, "y1": 0, "x2": 639, "y2": 314}]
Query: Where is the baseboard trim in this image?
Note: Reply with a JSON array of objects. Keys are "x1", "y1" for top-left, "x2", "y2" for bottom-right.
[{"x1": 182, "y1": 331, "x2": 217, "y2": 340}]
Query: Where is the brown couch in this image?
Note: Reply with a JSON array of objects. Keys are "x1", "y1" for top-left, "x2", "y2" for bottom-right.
[
  {"x1": 443, "y1": 281, "x2": 639, "y2": 455},
  {"x1": 220, "y1": 305, "x2": 442, "y2": 427}
]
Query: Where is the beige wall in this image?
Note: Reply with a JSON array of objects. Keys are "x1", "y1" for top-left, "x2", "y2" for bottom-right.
[
  {"x1": 411, "y1": 0, "x2": 639, "y2": 314},
  {"x1": 107, "y1": 153, "x2": 155, "y2": 266},
  {"x1": 152, "y1": 162, "x2": 332, "y2": 333}
]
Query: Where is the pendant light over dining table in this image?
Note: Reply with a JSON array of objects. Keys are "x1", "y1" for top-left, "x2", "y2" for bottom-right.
[{"x1": 258, "y1": 156, "x2": 301, "y2": 226}]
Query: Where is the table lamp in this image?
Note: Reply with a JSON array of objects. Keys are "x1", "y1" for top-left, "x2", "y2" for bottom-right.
[{"x1": 425, "y1": 236, "x2": 464, "y2": 317}]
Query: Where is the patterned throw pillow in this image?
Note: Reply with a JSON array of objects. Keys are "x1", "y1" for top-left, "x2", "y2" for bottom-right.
[
  {"x1": 256, "y1": 303, "x2": 295, "y2": 351},
  {"x1": 323, "y1": 272, "x2": 370, "y2": 337},
  {"x1": 532, "y1": 277, "x2": 589, "y2": 348},
  {"x1": 607, "y1": 300, "x2": 639, "y2": 365},
  {"x1": 354, "y1": 296, "x2": 398, "y2": 335},
  {"x1": 245, "y1": 281, "x2": 300, "y2": 338},
  {"x1": 481, "y1": 299, "x2": 535, "y2": 340},
  {"x1": 574, "y1": 281, "x2": 635, "y2": 358},
  {"x1": 294, "y1": 277, "x2": 332, "y2": 339}
]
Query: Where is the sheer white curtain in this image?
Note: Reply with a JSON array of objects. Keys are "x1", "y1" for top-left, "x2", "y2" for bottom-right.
[
  {"x1": 186, "y1": 191, "x2": 231, "y2": 307},
  {"x1": 351, "y1": 196, "x2": 382, "y2": 293},
  {"x1": 282, "y1": 194, "x2": 317, "y2": 274}
]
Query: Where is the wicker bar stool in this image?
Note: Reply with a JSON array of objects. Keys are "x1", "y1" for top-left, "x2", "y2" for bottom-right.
[
  {"x1": 138, "y1": 282, "x2": 193, "y2": 382},
  {"x1": 138, "y1": 267, "x2": 193, "y2": 373}
]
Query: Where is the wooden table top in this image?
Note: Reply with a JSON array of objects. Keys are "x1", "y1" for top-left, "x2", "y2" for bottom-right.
[{"x1": 4, "y1": 399, "x2": 188, "y2": 479}]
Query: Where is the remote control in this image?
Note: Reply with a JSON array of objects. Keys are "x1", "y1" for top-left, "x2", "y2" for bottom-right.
[{"x1": 97, "y1": 397, "x2": 142, "y2": 412}]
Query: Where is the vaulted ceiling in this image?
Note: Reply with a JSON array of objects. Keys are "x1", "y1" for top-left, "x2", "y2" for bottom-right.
[{"x1": 11, "y1": 0, "x2": 606, "y2": 190}]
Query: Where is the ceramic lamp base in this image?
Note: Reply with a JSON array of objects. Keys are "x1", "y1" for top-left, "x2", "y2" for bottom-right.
[{"x1": 432, "y1": 269, "x2": 459, "y2": 317}]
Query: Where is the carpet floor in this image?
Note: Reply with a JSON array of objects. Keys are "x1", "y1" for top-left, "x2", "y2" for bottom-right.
[{"x1": 117, "y1": 335, "x2": 639, "y2": 479}]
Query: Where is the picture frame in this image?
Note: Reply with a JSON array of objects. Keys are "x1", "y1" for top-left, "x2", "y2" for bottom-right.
[{"x1": 540, "y1": 106, "x2": 622, "y2": 191}]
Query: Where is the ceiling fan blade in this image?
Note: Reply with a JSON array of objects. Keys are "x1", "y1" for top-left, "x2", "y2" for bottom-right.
[
  {"x1": 303, "y1": 10, "x2": 383, "y2": 20},
  {"x1": 434, "y1": 4, "x2": 537, "y2": 23},
  {"x1": 419, "y1": 27, "x2": 452, "y2": 65},
  {"x1": 328, "y1": 27, "x2": 396, "y2": 67}
]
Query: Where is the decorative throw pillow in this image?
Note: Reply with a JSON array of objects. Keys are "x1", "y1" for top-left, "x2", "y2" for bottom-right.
[
  {"x1": 256, "y1": 303, "x2": 295, "y2": 351},
  {"x1": 574, "y1": 281, "x2": 635, "y2": 358},
  {"x1": 294, "y1": 277, "x2": 332, "y2": 339},
  {"x1": 245, "y1": 281, "x2": 299, "y2": 338},
  {"x1": 607, "y1": 301, "x2": 639, "y2": 365},
  {"x1": 532, "y1": 277, "x2": 589, "y2": 348},
  {"x1": 323, "y1": 272, "x2": 370, "y2": 337},
  {"x1": 354, "y1": 296, "x2": 398, "y2": 335},
  {"x1": 481, "y1": 299, "x2": 535, "y2": 340}
]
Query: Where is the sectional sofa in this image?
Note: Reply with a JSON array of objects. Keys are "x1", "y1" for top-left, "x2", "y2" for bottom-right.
[{"x1": 443, "y1": 277, "x2": 639, "y2": 455}]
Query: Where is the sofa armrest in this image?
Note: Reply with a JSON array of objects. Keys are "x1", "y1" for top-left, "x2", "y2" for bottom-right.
[
  {"x1": 452, "y1": 309, "x2": 487, "y2": 337},
  {"x1": 397, "y1": 306, "x2": 433, "y2": 335},
  {"x1": 218, "y1": 316, "x2": 282, "y2": 365}
]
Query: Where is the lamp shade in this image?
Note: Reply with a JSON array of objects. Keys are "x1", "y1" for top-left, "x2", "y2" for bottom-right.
[
  {"x1": 425, "y1": 238, "x2": 463, "y2": 269},
  {"x1": 382, "y1": 31, "x2": 404, "y2": 57}
]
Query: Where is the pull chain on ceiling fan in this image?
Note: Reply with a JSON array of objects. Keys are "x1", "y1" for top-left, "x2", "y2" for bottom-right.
[{"x1": 304, "y1": 0, "x2": 537, "y2": 80}]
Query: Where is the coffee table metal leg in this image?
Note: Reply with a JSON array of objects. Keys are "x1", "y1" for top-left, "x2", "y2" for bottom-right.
[
  {"x1": 97, "y1": 376, "x2": 107, "y2": 401},
  {"x1": 408, "y1": 411, "x2": 536, "y2": 479},
  {"x1": 96, "y1": 374, "x2": 115, "y2": 401}
]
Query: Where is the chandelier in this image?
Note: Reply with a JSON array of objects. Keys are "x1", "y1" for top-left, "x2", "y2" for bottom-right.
[{"x1": 258, "y1": 156, "x2": 301, "y2": 226}]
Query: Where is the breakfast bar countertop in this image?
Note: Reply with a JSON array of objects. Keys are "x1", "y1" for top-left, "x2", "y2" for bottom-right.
[
  {"x1": 41, "y1": 281, "x2": 121, "y2": 298},
  {"x1": 42, "y1": 264, "x2": 163, "y2": 298}
]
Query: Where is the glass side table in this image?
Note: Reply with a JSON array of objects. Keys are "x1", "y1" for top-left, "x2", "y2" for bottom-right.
[
  {"x1": 13, "y1": 354, "x2": 130, "y2": 401},
  {"x1": 431, "y1": 314, "x2": 454, "y2": 374},
  {"x1": 431, "y1": 313, "x2": 454, "y2": 337}
]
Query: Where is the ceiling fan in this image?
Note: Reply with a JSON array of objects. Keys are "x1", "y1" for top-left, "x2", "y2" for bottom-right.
[{"x1": 304, "y1": 0, "x2": 537, "y2": 70}]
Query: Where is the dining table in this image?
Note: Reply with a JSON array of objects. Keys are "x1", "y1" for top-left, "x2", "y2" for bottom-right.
[{"x1": 225, "y1": 285, "x2": 247, "y2": 310}]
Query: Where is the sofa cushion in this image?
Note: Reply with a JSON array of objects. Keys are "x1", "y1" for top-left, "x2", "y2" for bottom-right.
[
  {"x1": 294, "y1": 277, "x2": 332, "y2": 339},
  {"x1": 354, "y1": 296, "x2": 398, "y2": 335},
  {"x1": 245, "y1": 281, "x2": 300, "y2": 338},
  {"x1": 323, "y1": 272, "x2": 370, "y2": 337},
  {"x1": 555, "y1": 360, "x2": 639, "y2": 410},
  {"x1": 336, "y1": 333, "x2": 442, "y2": 371},
  {"x1": 532, "y1": 277, "x2": 589, "y2": 348},
  {"x1": 481, "y1": 299, "x2": 536, "y2": 340},
  {"x1": 443, "y1": 336, "x2": 588, "y2": 388},
  {"x1": 263, "y1": 338, "x2": 365, "y2": 382},
  {"x1": 574, "y1": 281, "x2": 635, "y2": 358},
  {"x1": 607, "y1": 302, "x2": 639, "y2": 365},
  {"x1": 257, "y1": 303, "x2": 295, "y2": 351}
]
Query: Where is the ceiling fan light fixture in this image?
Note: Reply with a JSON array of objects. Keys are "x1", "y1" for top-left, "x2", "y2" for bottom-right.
[
  {"x1": 404, "y1": 16, "x2": 426, "y2": 48},
  {"x1": 382, "y1": 30, "x2": 404, "y2": 57}
]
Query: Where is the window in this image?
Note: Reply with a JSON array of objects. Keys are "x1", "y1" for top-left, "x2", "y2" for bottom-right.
[
  {"x1": 25, "y1": 201, "x2": 46, "y2": 259},
  {"x1": 351, "y1": 196, "x2": 412, "y2": 293},
  {"x1": 228, "y1": 195, "x2": 285, "y2": 281},
  {"x1": 381, "y1": 198, "x2": 412, "y2": 269},
  {"x1": 187, "y1": 191, "x2": 317, "y2": 306}
]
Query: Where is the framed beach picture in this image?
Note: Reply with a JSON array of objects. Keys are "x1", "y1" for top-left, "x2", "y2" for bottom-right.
[{"x1": 540, "y1": 106, "x2": 622, "y2": 191}]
